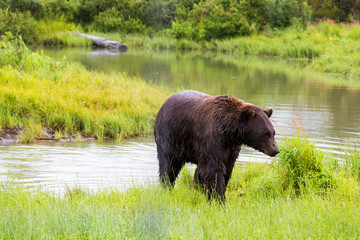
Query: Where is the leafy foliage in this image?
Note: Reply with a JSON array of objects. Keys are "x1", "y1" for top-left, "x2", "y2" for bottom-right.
[
  {"x1": 171, "y1": 0, "x2": 251, "y2": 40},
  {"x1": 0, "y1": 8, "x2": 42, "y2": 44},
  {"x1": 1, "y1": 0, "x2": 359, "y2": 43},
  {"x1": 92, "y1": 7, "x2": 146, "y2": 34},
  {"x1": 0, "y1": 0, "x2": 313, "y2": 42},
  {"x1": 0, "y1": 32, "x2": 67, "y2": 73},
  {"x1": 309, "y1": 0, "x2": 360, "y2": 21},
  {"x1": 266, "y1": 0, "x2": 311, "y2": 28}
]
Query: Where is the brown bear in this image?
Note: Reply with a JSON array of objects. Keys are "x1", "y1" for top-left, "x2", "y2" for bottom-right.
[{"x1": 154, "y1": 90, "x2": 279, "y2": 201}]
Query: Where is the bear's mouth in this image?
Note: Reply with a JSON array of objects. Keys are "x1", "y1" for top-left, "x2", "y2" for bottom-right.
[{"x1": 253, "y1": 146, "x2": 265, "y2": 154}]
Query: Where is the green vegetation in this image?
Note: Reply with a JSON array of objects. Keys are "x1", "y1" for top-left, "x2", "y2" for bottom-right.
[
  {"x1": 1, "y1": 0, "x2": 360, "y2": 82},
  {"x1": 0, "y1": 35, "x2": 168, "y2": 142},
  {"x1": 0, "y1": 0, "x2": 312, "y2": 41},
  {"x1": 1, "y1": 133, "x2": 360, "y2": 239},
  {"x1": 1, "y1": 1, "x2": 359, "y2": 237},
  {"x1": 0, "y1": 0, "x2": 358, "y2": 43},
  {"x1": 2, "y1": 0, "x2": 359, "y2": 39}
]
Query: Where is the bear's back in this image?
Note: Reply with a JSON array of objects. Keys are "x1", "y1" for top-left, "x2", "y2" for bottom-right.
[{"x1": 166, "y1": 90, "x2": 209, "y2": 103}]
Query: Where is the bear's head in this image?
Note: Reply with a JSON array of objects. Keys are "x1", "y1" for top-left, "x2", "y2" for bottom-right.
[
  {"x1": 209, "y1": 95, "x2": 280, "y2": 157},
  {"x1": 240, "y1": 105, "x2": 280, "y2": 157}
]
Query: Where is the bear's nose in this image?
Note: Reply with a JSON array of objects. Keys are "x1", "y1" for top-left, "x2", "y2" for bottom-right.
[{"x1": 271, "y1": 149, "x2": 280, "y2": 157}]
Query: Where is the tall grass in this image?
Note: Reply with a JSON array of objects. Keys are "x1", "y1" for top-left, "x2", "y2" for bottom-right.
[
  {"x1": 39, "y1": 20, "x2": 92, "y2": 47},
  {"x1": 1, "y1": 133, "x2": 360, "y2": 239},
  {"x1": 276, "y1": 133, "x2": 336, "y2": 192},
  {"x1": 0, "y1": 35, "x2": 168, "y2": 142}
]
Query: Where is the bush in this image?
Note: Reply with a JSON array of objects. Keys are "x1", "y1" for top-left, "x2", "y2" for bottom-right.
[
  {"x1": 73, "y1": 0, "x2": 118, "y2": 25},
  {"x1": 0, "y1": 33, "x2": 68, "y2": 74},
  {"x1": 266, "y1": 0, "x2": 311, "y2": 28},
  {"x1": 92, "y1": 7, "x2": 146, "y2": 34},
  {"x1": 308, "y1": 0, "x2": 353, "y2": 21},
  {"x1": 139, "y1": 0, "x2": 177, "y2": 30},
  {"x1": 170, "y1": 0, "x2": 311, "y2": 40},
  {"x1": 0, "y1": 9, "x2": 42, "y2": 44},
  {"x1": 171, "y1": 0, "x2": 250, "y2": 40},
  {"x1": 40, "y1": 0, "x2": 78, "y2": 21}
]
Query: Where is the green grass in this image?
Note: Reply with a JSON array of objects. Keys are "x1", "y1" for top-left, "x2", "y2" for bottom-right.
[
  {"x1": 0, "y1": 34, "x2": 169, "y2": 142},
  {"x1": 38, "y1": 19, "x2": 92, "y2": 47},
  {"x1": 1, "y1": 134, "x2": 360, "y2": 239}
]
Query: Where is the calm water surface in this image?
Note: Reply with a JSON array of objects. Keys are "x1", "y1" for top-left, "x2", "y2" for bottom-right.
[{"x1": 1, "y1": 48, "x2": 359, "y2": 191}]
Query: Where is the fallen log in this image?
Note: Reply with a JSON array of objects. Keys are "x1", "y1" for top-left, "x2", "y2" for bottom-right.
[
  {"x1": 73, "y1": 32, "x2": 127, "y2": 52},
  {"x1": 35, "y1": 136, "x2": 59, "y2": 141}
]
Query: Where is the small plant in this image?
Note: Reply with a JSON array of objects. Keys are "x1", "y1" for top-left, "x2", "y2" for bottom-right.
[{"x1": 276, "y1": 132, "x2": 336, "y2": 193}]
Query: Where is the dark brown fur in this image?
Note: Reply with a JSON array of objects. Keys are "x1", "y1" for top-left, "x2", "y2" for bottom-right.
[{"x1": 154, "y1": 90, "x2": 279, "y2": 201}]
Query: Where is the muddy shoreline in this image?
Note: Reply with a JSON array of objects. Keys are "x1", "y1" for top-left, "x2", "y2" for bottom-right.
[
  {"x1": 0, "y1": 127, "x2": 23, "y2": 144},
  {"x1": 0, "y1": 127, "x2": 96, "y2": 144}
]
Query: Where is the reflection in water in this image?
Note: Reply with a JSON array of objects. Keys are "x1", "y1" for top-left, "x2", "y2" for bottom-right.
[
  {"x1": 0, "y1": 138, "x2": 158, "y2": 192},
  {"x1": 1, "y1": 48, "x2": 359, "y2": 191},
  {"x1": 0, "y1": 136, "x2": 276, "y2": 192}
]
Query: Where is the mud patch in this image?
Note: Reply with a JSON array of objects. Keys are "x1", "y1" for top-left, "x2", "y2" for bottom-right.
[
  {"x1": 0, "y1": 127, "x2": 97, "y2": 144},
  {"x1": 0, "y1": 127, "x2": 23, "y2": 144}
]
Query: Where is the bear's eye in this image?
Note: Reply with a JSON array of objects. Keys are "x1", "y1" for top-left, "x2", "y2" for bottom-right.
[{"x1": 265, "y1": 132, "x2": 271, "y2": 138}]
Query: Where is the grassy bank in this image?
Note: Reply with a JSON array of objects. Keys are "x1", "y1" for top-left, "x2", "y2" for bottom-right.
[
  {"x1": 1, "y1": 134, "x2": 360, "y2": 239},
  {"x1": 0, "y1": 35, "x2": 168, "y2": 142}
]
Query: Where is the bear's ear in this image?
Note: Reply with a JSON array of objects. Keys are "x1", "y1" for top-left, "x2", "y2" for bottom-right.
[
  {"x1": 241, "y1": 108, "x2": 256, "y2": 123},
  {"x1": 264, "y1": 108, "x2": 273, "y2": 118}
]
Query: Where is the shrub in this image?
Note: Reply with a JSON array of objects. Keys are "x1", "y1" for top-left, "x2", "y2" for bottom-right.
[
  {"x1": 40, "y1": 0, "x2": 78, "y2": 21},
  {"x1": 265, "y1": 0, "x2": 311, "y2": 28},
  {"x1": 171, "y1": 0, "x2": 250, "y2": 40},
  {"x1": 139, "y1": 0, "x2": 177, "y2": 30},
  {"x1": 0, "y1": 9, "x2": 42, "y2": 44},
  {"x1": 0, "y1": 33, "x2": 68, "y2": 74},
  {"x1": 92, "y1": 7, "x2": 146, "y2": 34}
]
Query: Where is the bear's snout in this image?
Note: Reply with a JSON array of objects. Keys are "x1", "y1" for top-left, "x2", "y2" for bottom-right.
[
  {"x1": 270, "y1": 148, "x2": 280, "y2": 157},
  {"x1": 264, "y1": 144, "x2": 280, "y2": 157}
]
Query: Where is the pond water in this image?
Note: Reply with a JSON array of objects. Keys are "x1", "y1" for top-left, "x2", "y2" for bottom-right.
[{"x1": 1, "y1": 47, "x2": 359, "y2": 192}]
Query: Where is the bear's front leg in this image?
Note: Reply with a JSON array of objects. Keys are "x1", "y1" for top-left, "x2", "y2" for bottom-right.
[
  {"x1": 201, "y1": 161, "x2": 227, "y2": 202},
  {"x1": 224, "y1": 147, "x2": 241, "y2": 188}
]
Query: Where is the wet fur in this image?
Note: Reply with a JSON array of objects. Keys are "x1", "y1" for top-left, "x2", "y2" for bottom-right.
[{"x1": 154, "y1": 90, "x2": 278, "y2": 201}]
